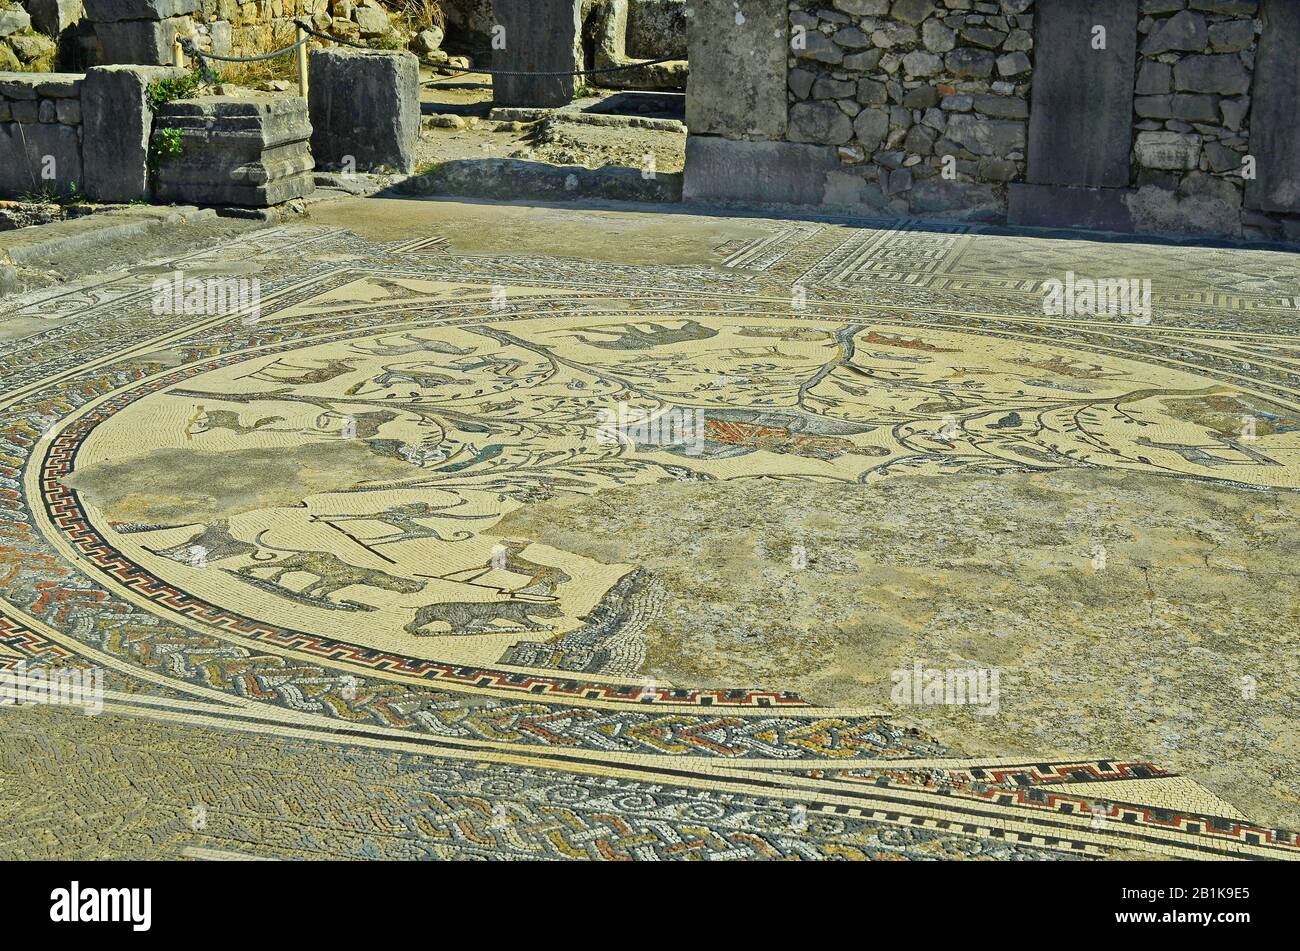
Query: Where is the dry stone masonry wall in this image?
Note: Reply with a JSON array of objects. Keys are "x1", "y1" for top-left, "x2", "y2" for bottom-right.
[
  {"x1": 0, "y1": 64, "x2": 185, "y2": 201},
  {"x1": 787, "y1": 0, "x2": 1034, "y2": 220},
  {"x1": 1128, "y1": 0, "x2": 1290, "y2": 242},
  {"x1": 685, "y1": 0, "x2": 1300, "y2": 243},
  {"x1": 0, "y1": 72, "x2": 84, "y2": 196}
]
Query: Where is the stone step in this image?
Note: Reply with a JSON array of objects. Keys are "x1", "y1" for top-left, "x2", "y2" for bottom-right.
[
  {"x1": 398, "y1": 158, "x2": 681, "y2": 204},
  {"x1": 150, "y1": 94, "x2": 315, "y2": 208}
]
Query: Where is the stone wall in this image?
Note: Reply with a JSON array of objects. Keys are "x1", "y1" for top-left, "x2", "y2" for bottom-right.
[
  {"x1": 1128, "y1": 0, "x2": 1289, "y2": 242},
  {"x1": 69, "y1": 0, "x2": 405, "y2": 68},
  {"x1": 685, "y1": 0, "x2": 1300, "y2": 243},
  {"x1": 0, "y1": 72, "x2": 83, "y2": 196},
  {"x1": 787, "y1": 0, "x2": 1033, "y2": 220},
  {"x1": 0, "y1": 64, "x2": 180, "y2": 200}
]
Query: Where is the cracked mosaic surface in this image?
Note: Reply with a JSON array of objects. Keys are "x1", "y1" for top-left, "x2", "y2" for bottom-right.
[{"x1": 1, "y1": 200, "x2": 1297, "y2": 859}]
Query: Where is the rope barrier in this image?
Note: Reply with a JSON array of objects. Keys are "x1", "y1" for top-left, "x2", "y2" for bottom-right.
[
  {"x1": 179, "y1": 35, "x2": 309, "y2": 64},
  {"x1": 292, "y1": 19, "x2": 378, "y2": 52},
  {"x1": 421, "y1": 56, "x2": 680, "y2": 79}
]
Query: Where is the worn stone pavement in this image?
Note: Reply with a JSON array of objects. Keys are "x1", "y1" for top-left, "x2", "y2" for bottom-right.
[{"x1": 0, "y1": 194, "x2": 1297, "y2": 860}]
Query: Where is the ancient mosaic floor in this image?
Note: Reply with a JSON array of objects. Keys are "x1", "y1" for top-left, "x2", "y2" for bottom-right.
[{"x1": 1, "y1": 200, "x2": 1297, "y2": 860}]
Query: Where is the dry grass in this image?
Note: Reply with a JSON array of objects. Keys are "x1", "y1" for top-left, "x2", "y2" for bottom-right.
[
  {"x1": 398, "y1": 0, "x2": 445, "y2": 33},
  {"x1": 208, "y1": 22, "x2": 301, "y2": 87}
]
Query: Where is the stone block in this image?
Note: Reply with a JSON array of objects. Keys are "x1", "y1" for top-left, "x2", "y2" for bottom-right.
[
  {"x1": 9, "y1": 32, "x2": 58, "y2": 65},
  {"x1": 1134, "y1": 130, "x2": 1202, "y2": 170},
  {"x1": 308, "y1": 48, "x2": 420, "y2": 173},
  {"x1": 151, "y1": 94, "x2": 316, "y2": 206},
  {"x1": 82, "y1": 64, "x2": 187, "y2": 202},
  {"x1": 96, "y1": 16, "x2": 195, "y2": 66},
  {"x1": 1203, "y1": 140, "x2": 1240, "y2": 172},
  {"x1": 683, "y1": 135, "x2": 836, "y2": 205},
  {"x1": 35, "y1": 75, "x2": 85, "y2": 98},
  {"x1": 626, "y1": 0, "x2": 687, "y2": 60},
  {"x1": 973, "y1": 94, "x2": 1028, "y2": 118},
  {"x1": 26, "y1": 0, "x2": 85, "y2": 36},
  {"x1": 686, "y1": 0, "x2": 787, "y2": 139},
  {"x1": 996, "y1": 51, "x2": 1031, "y2": 77},
  {"x1": 788, "y1": 67, "x2": 815, "y2": 99},
  {"x1": 1245, "y1": 0, "x2": 1300, "y2": 213},
  {"x1": 1173, "y1": 53, "x2": 1251, "y2": 94},
  {"x1": 0, "y1": 121, "x2": 83, "y2": 197},
  {"x1": 1127, "y1": 171, "x2": 1243, "y2": 237},
  {"x1": 83, "y1": 0, "x2": 199, "y2": 21},
  {"x1": 10, "y1": 100, "x2": 39, "y2": 122},
  {"x1": 911, "y1": 178, "x2": 1004, "y2": 222},
  {"x1": 210, "y1": 20, "x2": 232, "y2": 56},
  {"x1": 0, "y1": 77, "x2": 39, "y2": 99},
  {"x1": 788, "y1": 100, "x2": 853, "y2": 144},
  {"x1": 944, "y1": 47, "x2": 994, "y2": 78},
  {"x1": 1135, "y1": 59, "x2": 1172, "y2": 94},
  {"x1": 1170, "y1": 93, "x2": 1218, "y2": 122},
  {"x1": 56, "y1": 99, "x2": 82, "y2": 124},
  {"x1": 412, "y1": 27, "x2": 443, "y2": 58},
  {"x1": 944, "y1": 113, "x2": 1025, "y2": 157},
  {"x1": 853, "y1": 108, "x2": 888, "y2": 149},
  {"x1": 353, "y1": 5, "x2": 388, "y2": 36},
  {"x1": 892, "y1": 0, "x2": 935, "y2": 25},
  {"x1": 1208, "y1": 19, "x2": 1255, "y2": 52},
  {"x1": 0, "y1": 9, "x2": 32, "y2": 37},
  {"x1": 1008, "y1": 182, "x2": 1135, "y2": 233},
  {"x1": 1142, "y1": 9, "x2": 1207, "y2": 53},
  {"x1": 1027, "y1": 0, "x2": 1138, "y2": 188},
  {"x1": 490, "y1": 0, "x2": 583, "y2": 107}
]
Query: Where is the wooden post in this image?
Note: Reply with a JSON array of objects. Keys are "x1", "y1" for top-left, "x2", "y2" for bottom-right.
[
  {"x1": 297, "y1": 26, "x2": 309, "y2": 100},
  {"x1": 173, "y1": 39, "x2": 185, "y2": 69}
]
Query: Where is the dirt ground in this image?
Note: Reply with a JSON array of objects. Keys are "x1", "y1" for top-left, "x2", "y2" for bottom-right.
[{"x1": 416, "y1": 73, "x2": 687, "y2": 173}]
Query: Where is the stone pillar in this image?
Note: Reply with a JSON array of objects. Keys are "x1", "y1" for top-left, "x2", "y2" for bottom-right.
[
  {"x1": 685, "y1": 0, "x2": 787, "y2": 140},
  {"x1": 82, "y1": 64, "x2": 187, "y2": 202},
  {"x1": 1009, "y1": 0, "x2": 1139, "y2": 231},
  {"x1": 308, "y1": 48, "x2": 421, "y2": 174},
  {"x1": 490, "y1": 0, "x2": 584, "y2": 108},
  {"x1": 1245, "y1": 0, "x2": 1300, "y2": 215},
  {"x1": 682, "y1": 1, "x2": 821, "y2": 205},
  {"x1": 1025, "y1": 0, "x2": 1138, "y2": 189}
]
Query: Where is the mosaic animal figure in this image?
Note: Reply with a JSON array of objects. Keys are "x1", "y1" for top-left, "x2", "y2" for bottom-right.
[
  {"x1": 189, "y1": 409, "x2": 284, "y2": 436},
  {"x1": 450, "y1": 353, "x2": 527, "y2": 377},
  {"x1": 314, "y1": 409, "x2": 400, "y2": 439},
  {"x1": 351, "y1": 334, "x2": 473, "y2": 357},
  {"x1": 405, "y1": 599, "x2": 563, "y2": 636},
  {"x1": 491, "y1": 540, "x2": 571, "y2": 597},
  {"x1": 242, "y1": 358, "x2": 360, "y2": 387},
  {"x1": 149, "y1": 519, "x2": 260, "y2": 564},
  {"x1": 319, "y1": 502, "x2": 474, "y2": 545},
  {"x1": 569, "y1": 320, "x2": 717, "y2": 350},
  {"x1": 240, "y1": 551, "x2": 426, "y2": 600},
  {"x1": 348, "y1": 365, "x2": 467, "y2": 393}
]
